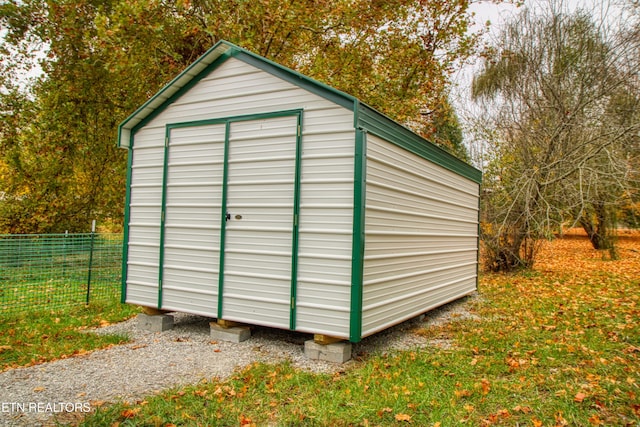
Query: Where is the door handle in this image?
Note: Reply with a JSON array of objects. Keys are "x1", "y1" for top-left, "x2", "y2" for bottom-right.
[{"x1": 225, "y1": 212, "x2": 231, "y2": 222}]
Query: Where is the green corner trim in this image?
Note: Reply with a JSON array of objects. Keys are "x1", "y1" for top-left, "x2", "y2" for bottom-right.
[
  {"x1": 289, "y1": 112, "x2": 303, "y2": 330},
  {"x1": 120, "y1": 145, "x2": 134, "y2": 304},
  {"x1": 157, "y1": 129, "x2": 171, "y2": 309},
  {"x1": 217, "y1": 120, "x2": 231, "y2": 319},
  {"x1": 476, "y1": 184, "x2": 482, "y2": 288},
  {"x1": 349, "y1": 129, "x2": 367, "y2": 342}
]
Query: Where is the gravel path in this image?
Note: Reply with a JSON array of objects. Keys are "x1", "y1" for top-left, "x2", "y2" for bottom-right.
[{"x1": 0, "y1": 296, "x2": 475, "y2": 427}]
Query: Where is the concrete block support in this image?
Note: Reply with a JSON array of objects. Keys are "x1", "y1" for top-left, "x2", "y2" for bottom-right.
[
  {"x1": 137, "y1": 313, "x2": 174, "y2": 332},
  {"x1": 210, "y1": 322, "x2": 251, "y2": 343},
  {"x1": 304, "y1": 340, "x2": 352, "y2": 363}
]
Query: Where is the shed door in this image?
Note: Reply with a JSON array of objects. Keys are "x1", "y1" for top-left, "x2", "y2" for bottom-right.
[
  {"x1": 221, "y1": 115, "x2": 300, "y2": 328},
  {"x1": 161, "y1": 124, "x2": 226, "y2": 317}
]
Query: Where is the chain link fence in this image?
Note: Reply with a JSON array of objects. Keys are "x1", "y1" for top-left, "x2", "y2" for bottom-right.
[{"x1": 0, "y1": 233, "x2": 122, "y2": 314}]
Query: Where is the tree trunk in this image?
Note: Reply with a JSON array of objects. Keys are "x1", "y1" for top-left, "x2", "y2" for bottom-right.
[{"x1": 579, "y1": 202, "x2": 618, "y2": 258}]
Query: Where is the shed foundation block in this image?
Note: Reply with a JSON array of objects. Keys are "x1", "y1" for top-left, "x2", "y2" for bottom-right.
[
  {"x1": 137, "y1": 313, "x2": 174, "y2": 332},
  {"x1": 304, "y1": 340, "x2": 352, "y2": 363},
  {"x1": 210, "y1": 322, "x2": 251, "y2": 343}
]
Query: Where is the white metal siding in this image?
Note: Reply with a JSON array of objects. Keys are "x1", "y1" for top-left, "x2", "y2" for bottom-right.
[
  {"x1": 125, "y1": 58, "x2": 354, "y2": 337},
  {"x1": 161, "y1": 124, "x2": 225, "y2": 317},
  {"x1": 361, "y1": 134, "x2": 479, "y2": 338},
  {"x1": 296, "y1": 124, "x2": 354, "y2": 338},
  {"x1": 125, "y1": 127, "x2": 164, "y2": 307},
  {"x1": 221, "y1": 116, "x2": 297, "y2": 328}
]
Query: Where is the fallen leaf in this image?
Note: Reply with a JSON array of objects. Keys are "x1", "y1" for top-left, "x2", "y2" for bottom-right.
[
  {"x1": 240, "y1": 414, "x2": 253, "y2": 425},
  {"x1": 454, "y1": 389, "x2": 471, "y2": 398},
  {"x1": 121, "y1": 408, "x2": 139, "y2": 419},
  {"x1": 481, "y1": 378, "x2": 491, "y2": 395},
  {"x1": 182, "y1": 412, "x2": 196, "y2": 420},
  {"x1": 574, "y1": 392, "x2": 587, "y2": 403},
  {"x1": 588, "y1": 414, "x2": 603, "y2": 425},
  {"x1": 377, "y1": 407, "x2": 393, "y2": 417},
  {"x1": 395, "y1": 413, "x2": 412, "y2": 422},
  {"x1": 33, "y1": 386, "x2": 45, "y2": 392}
]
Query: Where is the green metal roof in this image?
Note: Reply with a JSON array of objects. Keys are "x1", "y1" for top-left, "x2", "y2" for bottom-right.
[{"x1": 118, "y1": 40, "x2": 481, "y2": 184}]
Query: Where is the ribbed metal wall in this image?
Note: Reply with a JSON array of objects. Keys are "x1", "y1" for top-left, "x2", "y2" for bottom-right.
[
  {"x1": 221, "y1": 116, "x2": 297, "y2": 328},
  {"x1": 125, "y1": 127, "x2": 164, "y2": 307},
  {"x1": 296, "y1": 122, "x2": 355, "y2": 338},
  {"x1": 161, "y1": 124, "x2": 225, "y2": 317},
  {"x1": 361, "y1": 134, "x2": 480, "y2": 338},
  {"x1": 125, "y1": 58, "x2": 355, "y2": 337}
]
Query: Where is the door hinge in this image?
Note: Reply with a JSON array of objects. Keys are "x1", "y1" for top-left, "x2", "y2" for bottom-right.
[
  {"x1": 291, "y1": 297, "x2": 295, "y2": 309},
  {"x1": 161, "y1": 210, "x2": 165, "y2": 223},
  {"x1": 294, "y1": 214, "x2": 299, "y2": 227}
]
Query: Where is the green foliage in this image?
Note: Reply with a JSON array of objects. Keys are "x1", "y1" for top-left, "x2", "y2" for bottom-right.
[{"x1": 1, "y1": 0, "x2": 480, "y2": 233}]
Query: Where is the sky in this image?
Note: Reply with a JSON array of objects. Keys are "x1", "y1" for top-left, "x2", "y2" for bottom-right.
[{"x1": 450, "y1": 1, "x2": 521, "y2": 143}]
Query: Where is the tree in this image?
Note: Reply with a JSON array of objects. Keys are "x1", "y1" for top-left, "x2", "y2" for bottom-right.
[
  {"x1": 472, "y1": 1, "x2": 640, "y2": 270},
  {"x1": 0, "y1": 0, "x2": 484, "y2": 233}
]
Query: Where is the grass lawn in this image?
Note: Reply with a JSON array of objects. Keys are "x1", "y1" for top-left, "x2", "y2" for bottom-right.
[
  {"x1": 0, "y1": 300, "x2": 139, "y2": 372},
  {"x1": 11, "y1": 230, "x2": 640, "y2": 426}
]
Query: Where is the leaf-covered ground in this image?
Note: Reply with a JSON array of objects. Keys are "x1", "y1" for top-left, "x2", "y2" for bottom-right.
[
  {"x1": 0, "y1": 301, "x2": 138, "y2": 372},
  {"x1": 81, "y1": 230, "x2": 639, "y2": 426}
]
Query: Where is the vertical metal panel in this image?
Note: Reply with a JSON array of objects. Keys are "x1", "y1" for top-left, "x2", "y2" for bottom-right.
[
  {"x1": 295, "y1": 128, "x2": 355, "y2": 338},
  {"x1": 221, "y1": 116, "x2": 298, "y2": 328},
  {"x1": 160, "y1": 123, "x2": 225, "y2": 317},
  {"x1": 361, "y1": 134, "x2": 480, "y2": 338},
  {"x1": 124, "y1": 127, "x2": 164, "y2": 307}
]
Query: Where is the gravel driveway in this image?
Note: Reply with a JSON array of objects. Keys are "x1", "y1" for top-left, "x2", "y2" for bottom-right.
[{"x1": 0, "y1": 296, "x2": 474, "y2": 427}]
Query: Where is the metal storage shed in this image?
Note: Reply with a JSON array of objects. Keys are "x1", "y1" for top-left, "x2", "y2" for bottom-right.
[{"x1": 118, "y1": 40, "x2": 482, "y2": 343}]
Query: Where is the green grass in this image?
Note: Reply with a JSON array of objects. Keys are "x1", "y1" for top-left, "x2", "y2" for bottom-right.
[
  {"x1": 78, "y1": 267, "x2": 639, "y2": 426},
  {"x1": 0, "y1": 300, "x2": 139, "y2": 371},
  {"x1": 0, "y1": 260, "x2": 121, "y2": 313},
  {"x1": 0, "y1": 233, "x2": 122, "y2": 313}
]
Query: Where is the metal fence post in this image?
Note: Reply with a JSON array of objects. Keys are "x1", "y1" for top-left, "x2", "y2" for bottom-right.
[
  {"x1": 63, "y1": 230, "x2": 68, "y2": 279},
  {"x1": 86, "y1": 220, "x2": 96, "y2": 305}
]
